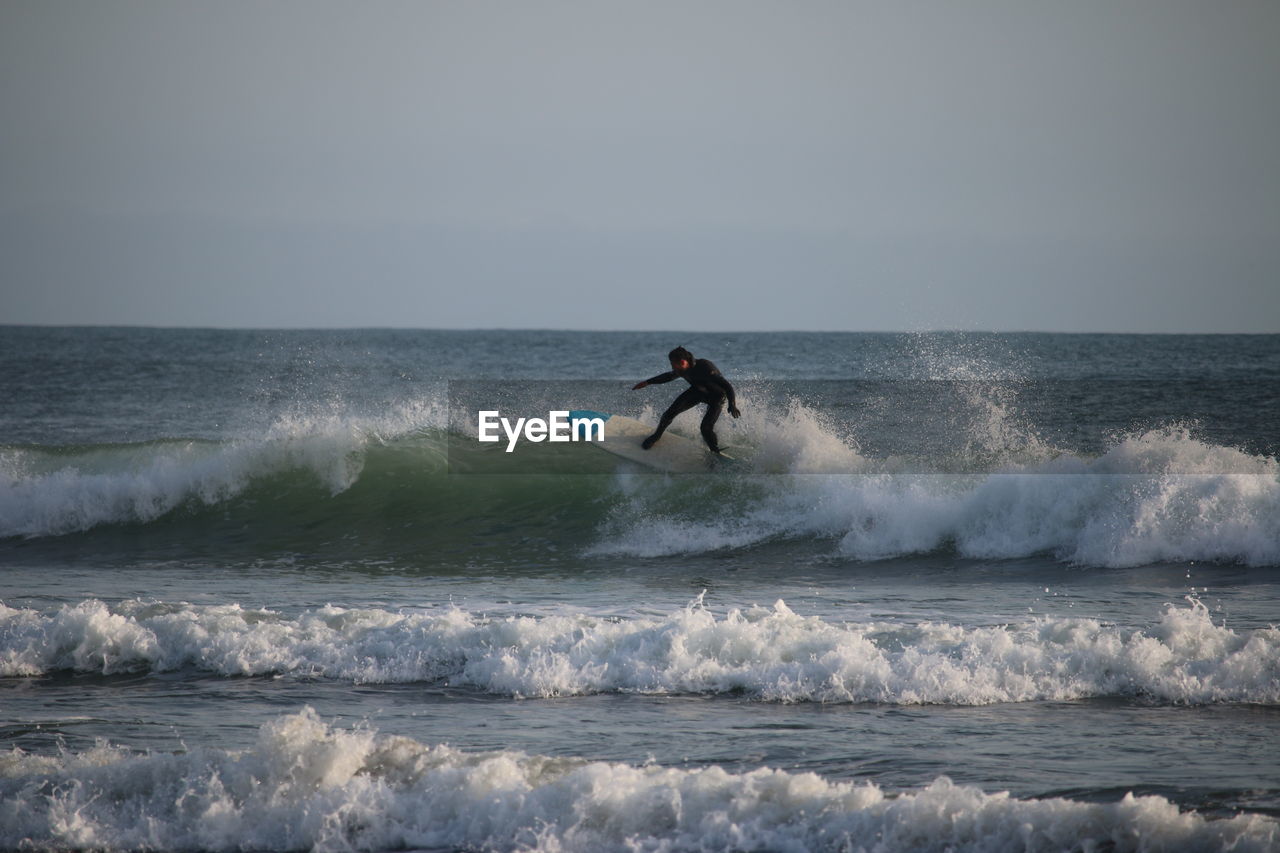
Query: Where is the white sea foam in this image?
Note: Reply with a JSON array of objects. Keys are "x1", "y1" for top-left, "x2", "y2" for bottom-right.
[
  {"x1": 0, "y1": 708, "x2": 1273, "y2": 852},
  {"x1": 595, "y1": 427, "x2": 1280, "y2": 567},
  {"x1": 5, "y1": 384, "x2": 1276, "y2": 569},
  {"x1": 0, "y1": 398, "x2": 444, "y2": 539},
  {"x1": 3, "y1": 598, "x2": 1276, "y2": 705}
]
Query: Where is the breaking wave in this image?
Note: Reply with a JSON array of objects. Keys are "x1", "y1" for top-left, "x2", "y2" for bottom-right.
[
  {"x1": 3, "y1": 597, "x2": 1276, "y2": 706},
  {"x1": 594, "y1": 427, "x2": 1280, "y2": 567},
  {"x1": 1, "y1": 708, "x2": 1274, "y2": 852},
  {"x1": 2, "y1": 393, "x2": 1277, "y2": 568}
]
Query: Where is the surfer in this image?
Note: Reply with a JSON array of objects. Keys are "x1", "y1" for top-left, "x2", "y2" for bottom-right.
[{"x1": 631, "y1": 346, "x2": 740, "y2": 454}]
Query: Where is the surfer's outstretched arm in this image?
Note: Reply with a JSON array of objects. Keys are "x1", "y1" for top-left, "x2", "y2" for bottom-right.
[{"x1": 632, "y1": 371, "x2": 678, "y2": 390}]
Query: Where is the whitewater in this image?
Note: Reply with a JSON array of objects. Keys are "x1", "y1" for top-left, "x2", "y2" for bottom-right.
[
  {"x1": 2, "y1": 327, "x2": 1278, "y2": 852},
  {"x1": 3, "y1": 596, "x2": 1278, "y2": 706}
]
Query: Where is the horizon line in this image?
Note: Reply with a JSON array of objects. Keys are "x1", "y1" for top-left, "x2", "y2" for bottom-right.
[{"x1": 1, "y1": 323, "x2": 1277, "y2": 336}]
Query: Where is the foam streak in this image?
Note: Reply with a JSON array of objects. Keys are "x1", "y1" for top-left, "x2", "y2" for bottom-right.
[
  {"x1": 1, "y1": 709, "x2": 1273, "y2": 852},
  {"x1": 3, "y1": 599, "x2": 1276, "y2": 705}
]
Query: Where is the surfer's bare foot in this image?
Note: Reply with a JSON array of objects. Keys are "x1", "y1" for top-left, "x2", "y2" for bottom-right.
[{"x1": 641, "y1": 434, "x2": 659, "y2": 450}]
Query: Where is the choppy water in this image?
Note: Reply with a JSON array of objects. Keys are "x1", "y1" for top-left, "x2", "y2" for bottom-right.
[{"x1": 2, "y1": 327, "x2": 1278, "y2": 852}]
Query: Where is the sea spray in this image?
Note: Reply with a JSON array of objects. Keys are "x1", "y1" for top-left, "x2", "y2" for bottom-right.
[
  {"x1": 593, "y1": 427, "x2": 1280, "y2": 567},
  {"x1": 4, "y1": 330, "x2": 1279, "y2": 851},
  {"x1": 5, "y1": 373, "x2": 1276, "y2": 570},
  {"x1": 0, "y1": 398, "x2": 447, "y2": 539}
]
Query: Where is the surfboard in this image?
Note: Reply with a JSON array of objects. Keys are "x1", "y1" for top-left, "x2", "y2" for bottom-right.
[{"x1": 569, "y1": 410, "x2": 732, "y2": 473}]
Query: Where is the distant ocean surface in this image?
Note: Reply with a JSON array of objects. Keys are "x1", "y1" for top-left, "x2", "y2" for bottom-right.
[{"x1": 2, "y1": 327, "x2": 1279, "y2": 852}]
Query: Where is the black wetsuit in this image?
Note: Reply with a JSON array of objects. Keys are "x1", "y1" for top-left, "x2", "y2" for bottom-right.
[{"x1": 642, "y1": 359, "x2": 737, "y2": 452}]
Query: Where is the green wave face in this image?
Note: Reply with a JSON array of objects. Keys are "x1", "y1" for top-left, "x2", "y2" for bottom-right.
[
  {"x1": 6, "y1": 421, "x2": 1280, "y2": 571},
  {"x1": 0, "y1": 432, "x2": 647, "y2": 566}
]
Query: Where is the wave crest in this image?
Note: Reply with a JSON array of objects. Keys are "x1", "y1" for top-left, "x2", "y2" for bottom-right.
[
  {"x1": 4, "y1": 397, "x2": 1277, "y2": 569},
  {"x1": 3, "y1": 598, "x2": 1276, "y2": 705},
  {"x1": 1, "y1": 708, "x2": 1274, "y2": 852},
  {"x1": 594, "y1": 428, "x2": 1280, "y2": 567}
]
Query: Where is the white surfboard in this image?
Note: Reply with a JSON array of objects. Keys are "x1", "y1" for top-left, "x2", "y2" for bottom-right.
[{"x1": 569, "y1": 410, "x2": 731, "y2": 473}]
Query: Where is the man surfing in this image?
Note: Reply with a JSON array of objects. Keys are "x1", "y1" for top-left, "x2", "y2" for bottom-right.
[{"x1": 631, "y1": 346, "x2": 740, "y2": 454}]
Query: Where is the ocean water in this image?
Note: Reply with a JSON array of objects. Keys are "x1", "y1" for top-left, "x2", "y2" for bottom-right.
[{"x1": 1, "y1": 327, "x2": 1278, "y2": 852}]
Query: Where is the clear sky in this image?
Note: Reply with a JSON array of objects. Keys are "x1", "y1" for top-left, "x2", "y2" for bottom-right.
[{"x1": 2, "y1": 1, "x2": 1278, "y2": 332}]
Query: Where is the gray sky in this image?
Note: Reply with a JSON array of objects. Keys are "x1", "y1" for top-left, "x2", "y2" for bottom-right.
[{"x1": 2, "y1": 1, "x2": 1278, "y2": 331}]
